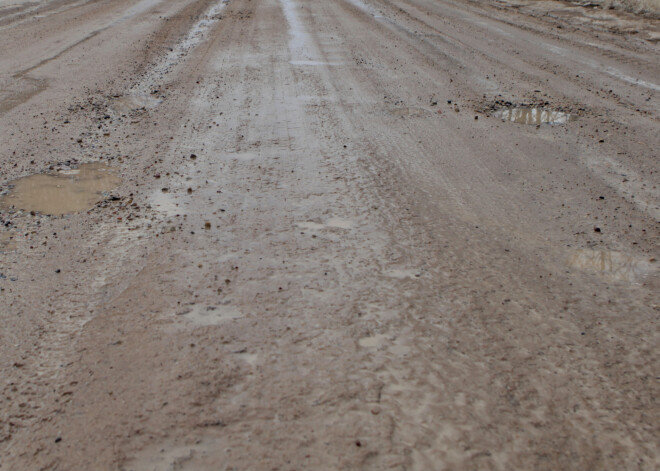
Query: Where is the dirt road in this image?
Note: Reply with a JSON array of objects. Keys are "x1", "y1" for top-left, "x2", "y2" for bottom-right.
[{"x1": 1, "y1": 0, "x2": 658, "y2": 469}]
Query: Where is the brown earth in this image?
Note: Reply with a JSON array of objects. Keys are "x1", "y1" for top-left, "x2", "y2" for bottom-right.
[{"x1": 0, "y1": 0, "x2": 659, "y2": 469}]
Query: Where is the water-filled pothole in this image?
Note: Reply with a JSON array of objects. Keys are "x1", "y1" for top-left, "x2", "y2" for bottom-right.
[
  {"x1": 0, "y1": 162, "x2": 121, "y2": 216},
  {"x1": 495, "y1": 108, "x2": 575, "y2": 125},
  {"x1": 390, "y1": 107, "x2": 430, "y2": 118},
  {"x1": 568, "y1": 249, "x2": 656, "y2": 282},
  {"x1": 111, "y1": 93, "x2": 162, "y2": 114}
]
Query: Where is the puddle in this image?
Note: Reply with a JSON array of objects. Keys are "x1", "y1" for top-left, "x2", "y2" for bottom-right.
[
  {"x1": 325, "y1": 217, "x2": 354, "y2": 229},
  {"x1": 297, "y1": 221, "x2": 325, "y2": 231},
  {"x1": 180, "y1": 304, "x2": 243, "y2": 326},
  {"x1": 236, "y1": 352, "x2": 258, "y2": 366},
  {"x1": 390, "y1": 107, "x2": 429, "y2": 117},
  {"x1": 110, "y1": 93, "x2": 162, "y2": 113},
  {"x1": 495, "y1": 108, "x2": 574, "y2": 125},
  {"x1": 150, "y1": 190, "x2": 182, "y2": 216},
  {"x1": 359, "y1": 333, "x2": 388, "y2": 348},
  {"x1": 0, "y1": 163, "x2": 120, "y2": 216},
  {"x1": 290, "y1": 60, "x2": 343, "y2": 66},
  {"x1": 568, "y1": 249, "x2": 656, "y2": 282},
  {"x1": 296, "y1": 217, "x2": 354, "y2": 231}
]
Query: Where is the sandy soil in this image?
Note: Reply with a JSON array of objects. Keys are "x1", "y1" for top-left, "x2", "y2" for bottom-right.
[{"x1": 0, "y1": 0, "x2": 658, "y2": 469}]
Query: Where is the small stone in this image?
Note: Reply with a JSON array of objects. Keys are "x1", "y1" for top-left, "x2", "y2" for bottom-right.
[{"x1": 204, "y1": 221, "x2": 211, "y2": 230}]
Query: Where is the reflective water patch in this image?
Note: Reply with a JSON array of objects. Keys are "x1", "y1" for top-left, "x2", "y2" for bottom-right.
[
  {"x1": 0, "y1": 163, "x2": 120, "y2": 216},
  {"x1": 568, "y1": 249, "x2": 656, "y2": 282},
  {"x1": 495, "y1": 108, "x2": 575, "y2": 125}
]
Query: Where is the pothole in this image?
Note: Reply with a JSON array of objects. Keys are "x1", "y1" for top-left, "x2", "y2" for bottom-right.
[
  {"x1": 0, "y1": 162, "x2": 121, "y2": 216},
  {"x1": 296, "y1": 217, "x2": 354, "y2": 231},
  {"x1": 495, "y1": 107, "x2": 575, "y2": 125},
  {"x1": 568, "y1": 249, "x2": 657, "y2": 282},
  {"x1": 0, "y1": 232, "x2": 16, "y2": 252},
  {"x1": 390, "y1": 107, "x2": 430, "y2": 117},
  {"x1": 110, "y1": 93, "x2": 162, "y2": 114},
  {"x1": 359, "y1": 333, "x2": 388, "y2": 348},
  {"x1": 178, "y1": 304, "x2": 243, "y2": 326}
]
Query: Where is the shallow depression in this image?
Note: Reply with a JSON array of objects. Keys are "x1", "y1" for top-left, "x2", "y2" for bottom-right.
[
  {"x1": 0, "y1": 232, "x2": 16, "y2": 252},
  {"x1": 568, "y1": 249, "x2": 657, "y2": 282},
  {"x1": 495, "y1": 108, "x2": 575, "y2": 125},
  {"x1": 0, "y1": 162, "x2": 121, "y2": 216},
  {"x1": 110, "y1": 93, "x2": 162, "y2": 114},
  {"x1": 180, "y1": 304, "x2": 244, "y2": 326}
]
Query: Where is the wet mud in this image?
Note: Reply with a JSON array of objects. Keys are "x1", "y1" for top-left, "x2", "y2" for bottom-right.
[{"x1": 0, "y1": 162, "x2": 121, "y2": 216}]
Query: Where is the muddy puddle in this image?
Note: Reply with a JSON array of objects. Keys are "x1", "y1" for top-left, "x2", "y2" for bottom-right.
[
  {"x1": 495, "y1": 108, "x2": 574, "y2": 125},
  {"x1": 568, "y1": 249, "x2": 656, "y2": 282},
  {"x1": 0, "y1": 163, "x2": 121, "y2": 216},
  {"x1": 111, "y1": 93, "x2": 162, "y2": 113}
]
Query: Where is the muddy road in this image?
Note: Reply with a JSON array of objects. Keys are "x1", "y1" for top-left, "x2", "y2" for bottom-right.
[{"x1": 1, "y1": 0, "x2": 659, "y2": 469}]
